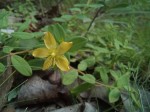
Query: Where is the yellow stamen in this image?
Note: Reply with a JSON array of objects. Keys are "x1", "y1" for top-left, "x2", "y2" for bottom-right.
[{"x1": 51, "y1": 52, "x2": 56, "y2": 57}]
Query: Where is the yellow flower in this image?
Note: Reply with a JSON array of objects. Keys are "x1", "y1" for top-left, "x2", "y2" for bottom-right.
[{"x1": 32, "y1": 32, "x2": 72, "y2": 71}]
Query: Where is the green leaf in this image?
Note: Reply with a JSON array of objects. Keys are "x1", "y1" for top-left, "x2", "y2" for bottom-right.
[
  {"x1": 96, "y1": 47, "x2": 110, "y2": 53},
  {"x1": 12, "y1": 32, "x2": 43, "y2": 40},
  {"x1": 109, "y1": 88, "x2": 120, "y2": 103},
  {"x1": 0, "y1": 63, "x2": 5, "y2": 74},
  {"x1": 70, "y1": 8, "x2": 81, "y2": 12},
  {"x1": 95, "y1": 67, "x2": 109, "y2": 84},
  {"x1": 18, "y1": 19, "x2": 31, "y2": 31},
  {"x1": 12, "y1": 32, "x2": 35, "y2": 39},
  {"x1": 76, "y1": 14, "x2": 91, "y2": 22},
  {"x1": 19, "y1": 38, "x2": 40, "y2": 50},
  {"x1": 28, "y1": 59, "x2": 44, "y2": 70},
  {"x1": 11, "y1": 55, "x2": 32, "y2": 76},
  {"x1": 117, "y1": 73, "x2": 130, "y2": 88},
  {"x1": 78, "y1": 61, "x2": 87, "y2": 71},
  {"x1": 86, "y1": 44, "x2": 109, "y2": 53},
  {"x1": 48, "y1": 24, "x2": 65, "y2": 43},
  {"x1": 69, "y1": 37, "x2": 87, "y2": 52},
  {"x1": 110, "y1": 70, "x2": 121, "y2": 81},
  {"x1": 0, "y1": 9, "x2": 8, "y2": 28},
  {"x1": 53, "y1": 18, "x2": 66, "y2": 22},
  {"x1": 7, "y1": 89, "x2": 18, "y2": 102},
  {"x1": 71, "y1": 82, "x2": 93, "y2": 95},
  {"x1": 78, "y1": 57, "x2": 95, "y2": 71},
  {"x1": 79, "y1": 74, "x2": 95, "y2": 84},
  {"x1": 62, "y1": 70, "x2": 78, "y2": 85},
  {"x1": 61, "y1": 15, "x2": 73, "y2": 21},
  {"x1": 53, "y1": 15, "x2": 73, "y2": 22},
  {"x1": 131, "y1": 92, "x2": 141, "y2": 107},
  {"x1": 33, "y1": 32, "x2": 44, "y2": 37},
  {"x1": 114, "y1": 39, "x2": 122, "y2": 50},
  {"x1": 75, "y1": 4, "x2": 103, "y2": 8},
  {"x1": 2, "y1": 46, "x2": 14, "y2": 53},
  {"x1": 84, "y1": 56, "x2": 95, "y2": 67}
]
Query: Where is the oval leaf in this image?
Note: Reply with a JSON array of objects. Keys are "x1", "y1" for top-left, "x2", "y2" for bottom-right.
[
  {"x1": 28, "y1": 59, "x2": 44, "y2": 70},
  {"x1": 2, "y1": 46, "x2": 14, "y2": 53},
  {"x1": 79, "y1": 74, "x2": 95, "y2": 84},
  {"x1": 84, "y1": 56, "x2": 95, "y2": 67},
  {"x1": 110, "y1": 70, "x2": 121, "y2": 81},
  {"x1": 78, "y1": 61, "x2": 87, "y2": 71},
  {"x1": 117, "y1": 73, "x2": 130, "y2": 88},
  {"x1": 71, "y1": 82, "x2": 93, "y2": 95},
  {"x1": 62, "y1": 70, "x2": 78, "y2": 85},
  {"x1": 48, "y1": 24, "x2": 65, "y2": 43},
  {"x1": 68, "y1": 37, "x2": 87, "y2": 52},
  {"x1": 18, "y1": 19, "x2": 31, "y2": 31},
  {"x1": 109, "y1": 88, "x2": 120, "y2": 103},
  {"x1": 11, "y1": 55, "x2": 32, "y2": 76},
  {"x1": 0, "y1": 63, "x2": 6, "y2": 74},
  {"x1": 19, "y1": 38, "x2": 40, "y2": 50},
  {"x1": 95, "y1": 67, "x2": 109, "y2": 84},
  {"x1": 12, "y1": 32, "x2": 34, "y2": 39},
  {"x1": 7, "y1": 89, "x2": 18, "y2": 102}
]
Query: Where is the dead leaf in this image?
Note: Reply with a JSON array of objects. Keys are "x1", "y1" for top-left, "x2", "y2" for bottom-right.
[
  {"x1": 80, "y1": 86, "x2": 108, "y2": 101},
  {"x1": 45, "y1": 102, "x2": 98, "y2": 112},
  {"x1": 17, "y1": 75, "x2": 59, "y2": 106}
]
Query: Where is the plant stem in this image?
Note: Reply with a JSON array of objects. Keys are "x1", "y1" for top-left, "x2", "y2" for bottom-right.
[
  {"x1": 5, "y1": 79, "x2": 28, "y2": 98},
  {"x1": 0, "y1": 71, "x2": 16, "y2": 88},
  {"x1": 10, "y1": 50, "x2": 31, "y2": 55},
  {"x1": 84, "y1": 2, "x2": 106, "y2": 37},
  {"x1": 70, "y1": 66, "x2": 85, "y2": 75},
  {"x1": 87, "y1": 6, "x2": 103, "y2": 32},
  {"x1": 95, "y1": 82, "x2": 114, "y2": 89},
  {"x1": 39, "y1": 0, "x2": 44, "y2": 16},
  {"x1": 0, "y1": 50, "x2": 31, "y2": 60}
]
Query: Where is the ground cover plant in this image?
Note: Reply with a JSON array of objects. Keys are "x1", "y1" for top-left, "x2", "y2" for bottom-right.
[{"x1": 0, "y1": 0, "x2": 150, "y2": 112}]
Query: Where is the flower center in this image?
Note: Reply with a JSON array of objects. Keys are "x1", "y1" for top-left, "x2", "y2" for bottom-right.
[{"x1": 51, "y1": 52, "x2": 56, "y2": 57}]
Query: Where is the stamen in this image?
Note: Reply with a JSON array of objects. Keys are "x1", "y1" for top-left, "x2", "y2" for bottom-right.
[{"x1": 51, "y1": 52, "x2": 56, "y2": 57}]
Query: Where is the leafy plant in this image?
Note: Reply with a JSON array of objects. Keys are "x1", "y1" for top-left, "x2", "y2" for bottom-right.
[{"x1": 0, "y1": 0, "x2": 150, "y2": 111}]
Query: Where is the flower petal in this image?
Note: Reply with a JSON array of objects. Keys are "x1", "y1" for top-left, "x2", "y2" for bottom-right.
[
  {"x1": 42, "y1": 56, "x2": 53, "y2": 70},
  {"x1": 56, "y1": 56, "x2": 70, "y2": 71},
  {"x1": 32, "y1": 48, "x2": 50, "y2": 58},
  {"x1": 57, "y1": 42, "x2": 73, "y2": 55},
  {"x1": 44, "y1": 32, "x2": 57, "y2": 49}
]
